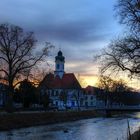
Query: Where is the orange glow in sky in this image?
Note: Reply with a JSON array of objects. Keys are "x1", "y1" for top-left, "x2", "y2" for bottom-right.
[
  {"x1": 76, "y1": 74, "x2": 99, "y2": 88},
  {"x1": 79, "y1": 74, "x2": 140, "y2": 91}
]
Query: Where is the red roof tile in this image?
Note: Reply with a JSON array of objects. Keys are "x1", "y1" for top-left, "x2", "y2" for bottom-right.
[{"x1": 39, "y1": 73, "x2": 81, "y2": 89}]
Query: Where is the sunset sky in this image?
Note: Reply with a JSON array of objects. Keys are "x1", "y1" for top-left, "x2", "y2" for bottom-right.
[{"x1": 1, "y1": 0, "x2": 139, "y2": 88}]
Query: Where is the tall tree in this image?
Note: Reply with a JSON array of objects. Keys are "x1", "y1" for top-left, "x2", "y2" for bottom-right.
[
  {"x1": 101, "y1": 35, "x2": 140, "y2": 77},
  {"x1": 98, "y1": 76, "x2": 114, "y2": 92},
  {"x1": 97, "y1": 76, "x2": 131, "y2": 106},
  {"x1": 100, "y1": 0, "x2": 140, "y2": 78},
  {"x1": 18, "y1": 79, "x2": 37, "y2": 108},
  {"x1": 115, "y1": 0, "x2": 140, "y2": 32},
  {"x1": 0, "y1": 23, "x2": 53, "y2": 110}
]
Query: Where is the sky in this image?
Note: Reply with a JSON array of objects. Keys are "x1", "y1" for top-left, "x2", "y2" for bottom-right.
[{"x1": 0, "y1": 0, "x2": 126, "y2": 87}]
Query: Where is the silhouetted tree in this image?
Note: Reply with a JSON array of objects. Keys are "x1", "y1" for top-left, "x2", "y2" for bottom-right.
[
  {"x1": 100, "y1": 0, "x2": 140, "y2": 78},
  {"x1": 101, "y1": 35, "x2": 140, "y2": 77},
  {"x1": 0, "y1": 23, "x2": 53, "y2": 111},
  {"x1": 97, "y1": 76, "x2": 131, "y2": 106},
  {"x1": 98, "y1": 76, "x2": 114, "y2": 92},
  {"x1": 18, "y1": 79, "x2": 37, "y2": 108},
  {"x1": 115, "y1": 0, "x2": 140, "y2": 32}
]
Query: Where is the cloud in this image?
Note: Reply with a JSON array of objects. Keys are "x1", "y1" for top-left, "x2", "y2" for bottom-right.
[
  {"x1": 36, "y1": 18, "x2": 111, "y2": 44},
  {"x1": 0, "y1": 0, "x2": 123, "y2": 86},
  {"x1": 0, "y1": 0, "x2": 121, "y2": 45}
]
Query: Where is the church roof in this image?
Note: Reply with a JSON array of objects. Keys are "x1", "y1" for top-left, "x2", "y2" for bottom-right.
[{"x1": 39, "y1": 73, "x2": 81, "y2": 89}]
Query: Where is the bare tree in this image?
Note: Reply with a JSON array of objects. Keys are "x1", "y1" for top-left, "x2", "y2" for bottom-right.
[
  {"x1": 97, "y1": 76, "x2": 131, "y2": 106},
  {"x1": 0, "y1": 23, "x2": 53, "y2": 109},
  {"x1": 100, "y1": 0, "x2": 140, "y2": 78},
  {"x1": 115, "y1": 0, "x2": 140, "y2": 32},
  {"x1": 28, "y1": 66, "x2": 53, "y2": 86},
  {"x1": 98, "y1": 76, "x2": 114, "y2": 92},
  {"x1": 101, "y1": 34, "x2": 140, "y2": 77}
]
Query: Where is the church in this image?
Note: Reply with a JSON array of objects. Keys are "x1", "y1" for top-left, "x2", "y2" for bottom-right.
[{"x1": 39, "y1": 50, "x2": 84, "y2": 109}]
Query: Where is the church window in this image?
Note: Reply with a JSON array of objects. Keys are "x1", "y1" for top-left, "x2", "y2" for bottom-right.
[
  {"x1": 57, "y1": 64, "x2": 59, "y2": 69},
  {"x1": 55, "y1": 101, "x2": 58, "y2": 106}
]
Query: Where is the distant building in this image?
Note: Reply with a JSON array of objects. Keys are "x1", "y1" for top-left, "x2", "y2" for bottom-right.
[
  {"x1": 83, "y1": 86, "x2": 97, "y2": 108},
  {"x1": 39, "y1": 51, "x2": 83, "y2": 109}
]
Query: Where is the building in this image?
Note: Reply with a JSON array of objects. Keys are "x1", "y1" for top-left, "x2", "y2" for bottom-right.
[
  {"x1": 83, "y1": 86, "x2": 97, "y2": 108},
  {"x1": 39, "y1": 51, "x2": 83, "y2": 109}
]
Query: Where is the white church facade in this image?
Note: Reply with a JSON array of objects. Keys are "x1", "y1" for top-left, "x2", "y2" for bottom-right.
[{"x1": 39, "y1": 51, "x2": 97, "y2": 110}]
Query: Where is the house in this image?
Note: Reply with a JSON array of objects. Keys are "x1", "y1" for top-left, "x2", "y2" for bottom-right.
[
  {"x1": 83, "y1": 86, "x2": 97, "y2": 108},
  {"x1": 39, "y1": 51, "x2": 83, "y2": 109}
]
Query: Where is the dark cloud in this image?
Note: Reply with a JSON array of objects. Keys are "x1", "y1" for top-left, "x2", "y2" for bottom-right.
[
  {"x1": 0, "y1": 0, "x2": 121, "y2": 45},
  {"x1": 35, "y1": 18, "x2": 111, "y2": 44},
  {"x1": 0, "y1": 0, "x2": 123, "y2": 86}
]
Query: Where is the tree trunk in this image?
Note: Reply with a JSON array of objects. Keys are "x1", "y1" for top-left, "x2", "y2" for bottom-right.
[{"x1": 5, "y1": 80, "x2": 14, "y2": 112}]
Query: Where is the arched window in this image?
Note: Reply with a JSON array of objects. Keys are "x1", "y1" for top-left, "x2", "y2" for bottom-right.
[{"x1": 57, "y1": 64, "x2": 59, "y2": 69}]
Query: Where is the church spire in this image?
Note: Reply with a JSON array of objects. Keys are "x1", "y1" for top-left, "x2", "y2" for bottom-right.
[{"x1": 54, "y1": 50, "x2": 65, "y2": 78}]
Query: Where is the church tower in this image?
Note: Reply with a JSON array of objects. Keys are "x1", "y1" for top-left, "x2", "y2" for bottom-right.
[{"x1": 54, "y1": 50, "x2": 65, "y2": 78}]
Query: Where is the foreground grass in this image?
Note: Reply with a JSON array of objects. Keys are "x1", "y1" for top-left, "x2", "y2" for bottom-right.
[{"x1": 0, "y1": 110, "x2": 98, "y2": 131}]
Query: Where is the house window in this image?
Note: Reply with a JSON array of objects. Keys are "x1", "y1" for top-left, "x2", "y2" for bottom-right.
[
  {"x1": 85, "y1": 96, "x2": 88, "y2": 100},
  {"x1": 51, "y1": 90, "x2": 54, "y2": 96},
  {"x1": 90, "y1": 102, "x2": 93, "y2": 106},
  {"x1": 91, "y1": 96, "x2": 93, "y2": 100},
  {"x1": 85, "y1": 102, "x2": 88, "y2": 106},
  {"x1": 80, "y1": 99, "x2": 83, "y2": 106}
]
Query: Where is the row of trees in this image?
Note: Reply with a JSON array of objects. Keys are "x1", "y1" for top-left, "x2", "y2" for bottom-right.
[
  {"x1": 96, "y1": 76, "x2": 140, "y2": 106},
  {"x1": 14, "y1": 79, "x2": 50, "y2": 108}
]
